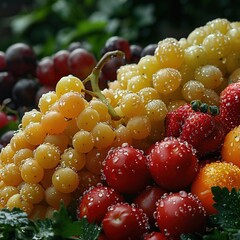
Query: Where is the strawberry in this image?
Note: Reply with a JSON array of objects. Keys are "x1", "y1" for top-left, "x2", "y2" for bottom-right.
[
  {"x1": 164, "y1": 103, "x2": 194, "y2": 137},
  {"x1": 219, "y1": 81, "x2": 240, "y2": 133},
  {"x1": 165, "y1": 102, "x2": 225, "y2": 157}
]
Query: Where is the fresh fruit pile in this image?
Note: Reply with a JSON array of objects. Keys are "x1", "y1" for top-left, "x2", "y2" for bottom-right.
[{"x1": 1, "y1": 18, "x2": 240, "y2": 239}]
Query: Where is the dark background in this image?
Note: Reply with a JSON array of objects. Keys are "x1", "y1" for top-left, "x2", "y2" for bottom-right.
[{"x1": 0, "y1": 0, "x2": 239, "y2": 59}]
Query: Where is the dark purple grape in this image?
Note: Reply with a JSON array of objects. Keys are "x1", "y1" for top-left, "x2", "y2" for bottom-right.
[
  {"x1": 0, "y1": 71, "x2": 16, "y2": 102},
  {"x1": 130, "y1": 44, "x2": 142, "y2": 63},
  {"x1": 68, "y1": 42, "x2": 84, "y2": 52},
  {"x1": 101, "y1": 36, "x2": 131, "y2": 62},
  {"x1": 5, "y1": 43, "x2": 37, "y2": 78},
  {"x1": 12, "y1": 78, "x2": 39, "y2": 107},
  {"x1": 53, "y1": 50, "x2": 70, "y2": 79},
  {"x1": 141, "y1": 43, "x2": 158, "y2": 57},
  {"x1": 37, "y1": 57, "x2": 58, "y2": 86},
  {"x1": 0, "y1": 130, "x2": 14, "y2": 146},
  {"x1": 0, "y1": 51, "x2": 7, "y2": 71}
]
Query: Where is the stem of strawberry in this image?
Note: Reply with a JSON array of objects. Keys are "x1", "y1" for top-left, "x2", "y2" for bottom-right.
[{"x1": 82, "y1": 50, "x2": 124, "y2": 121}]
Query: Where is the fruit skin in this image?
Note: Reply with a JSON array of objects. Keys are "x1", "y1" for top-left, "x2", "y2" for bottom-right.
[
  {"x1": 147, "y1": 137, "x2": 198, "y2": 191},
  {"x1": 102, "y1": 202, "x2": 149, "y2": 240},
  {"x1": 78, "y1": 185, "x2": 124, "y2": 224},
  {"x1": 102, "y1": 145, "x2": 151, "y2": 194},
  {"x1": 165, "y1": 103, "x2": 225, "y2": 157},
  {"x1": 155, "y1": 191, "x2": 206, "y2": 238},
  {"x1": 222, "y1": 125, "x2": 240, "y2": 167},
  {"x1": 143, "y1": 231, "x2": 169, "y2": 240},
  {"x1": 5, "y1": 43, "x2": 37, "y2": 78},
  {"x1": 133, "y1": 185, "x2": 166, "y2": 225},
  {"x1": 219, "y1": 81, "x2": 240, "y2": 133},
  {"x1": 191, "y1": 161, "x2": 240, "y2": 215}
]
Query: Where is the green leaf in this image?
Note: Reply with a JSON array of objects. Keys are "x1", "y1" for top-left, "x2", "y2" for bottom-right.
[
  {"x1": 0, "y1": 208, "x2": 29, "y2": 228},
  {"x1": 211, "y1": 187, "x2": 240, "y2": 229},
  {"x1": 203, "y1": 228, "x2": 229, "y2": 240}
]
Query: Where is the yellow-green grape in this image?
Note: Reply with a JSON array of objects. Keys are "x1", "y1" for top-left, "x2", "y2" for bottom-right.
[
  {"x1": 55, "y1": 75, "x2": 85, "y2": 98},
  {"x1": 214, "y1": 77, "x2": 229, "y2": 94},
  {"x1": 85, "y1": 147, "x2": 109, "y2": 175},
  {"x1": 155, "y1": 38, "x2": 184, "y2": 69},
  {"x1": 77, "y1": 169, "x2": 101, "y2": 195},
  {"x1": 152, "y1": 68, "x2": 182, "y2": 94},
  {"x1": 117, "y1": 64, "x2": 139, "y2": 89},
  {"x1": 13, "y1": 148, "x2": 33, "y2": 167},
  {"x1": 207, "y1": 57, "x2": 228, "y2": 76},
  {"x1": 228, "y1": 68, "x2": 240, "y2": 83},
  {"x1": 6, "y1": 193, "x2": 33, "y2": 214},
  {"x1": 202, "y1": 33, "x2": 231, "y2": 59},
  {"x1": 44, "y1": 134, "x2": 69, "y2": 154},
  {"x1": 126, "y1": 115, "x2": 151, "y2": 140},
  {"x1": 20, "y1": 183, "x2": 44, "y2": 204},
  {"x1": 44, "y1": 186, "x2": 71, "y2": 209},
  {"x1": 184, "y1": 45, "x2": 208, "y2": 68},
  {"x1": 20, "y1": 158, "x2": 44, "y2": 184},
  {"x1": 57, "y1": 92, "x2": 85, "y2": 119},
  {"x1": 127, "y1": 75, "x2": 152, "y2": 92},
  {"x1": 194, "y1": 65, "x2": 223, "y2": 89},
  {"x1": 138, "y1": 87, "x2": 161, "y2": 104},
  {"x1": 112, "y1": 124, "x2": 132, "y2": 147},
  {"x1": 230, "y1": 21, "x2": 240, "y2": 28},
  {"x1": 187, "y1": 26, "x2": 209, "y2": 45},
  {"x1": 160, "y1": 87, "x2": 184, "y2": 105},
  {"x1": 29, "y1": 204, "x2": 48, "y2": 220},
  {"x1": 202, "y1": 88, "x2": 220, "y2": 106},
  {"x1": 1, "y1": 163, "x2": 22, "y2": 186},
  {"x1": 91, "y1": 122, "x2": 116, "y2": 149},
  {"x1": 145, "y1": 99, "x2": 168, "y2": 122},
  {"x1": 148, "y1": 120, "x2": 165, "y2": 143},
  {"x1": 34, "y1": 143, "x2": 61, "y2": 169},
  {"x1": 72, "y1": 130, "x2": 94, "y2": 153},
  {"x1": 0, "y1": 186, "x2": 18, "y2": 207},
  {"x1": 76, "y1": 107, "x2": 100, "y2": 131},
  {"x1": 111, "y1": 89, "x2": 129, "y2": 107},
  {"x1": 206, "y1": 18, "x2": 231, "y2": 34},
  {"x1": 101, "y1": 88, "x2": 115, "y2": 105},
  {"x1": 226, "y1": 52, "x2": 240, "y2": 74},
  {"x1": 168, "y1": 100, "x2": 187, "y2": 111},
  {"x1": 60, "y1": 147, "x2": 86, "y2": 171},
  {"x1": 21, "y1": 109, "x2": 43, "y2": 128},
  {"x1": 0, "y1": 144, "x2": 15, "y2": 164},
  {"x1": 89, "y1": 99, "x2": 111, "y2": 122},
  {"x1": 24, "y1": 122, "x2": 46, "y2": 146},
  {"x1": 38, "y1": 91, "x2": 58, "y2": 114},
  {"x1": 178, "y1": 63, "x2": 195, "y2": 86},
  {"x1": 108, "y1": 80, "x2": 122, "y2": 90},
  {"x1": 138, "y1": 55, "x2": 160, "y2": 79},
  {"x1": 40, "y1": 168, "x2": 55, "y2": 189},
  {"x1": 178, "y1": 37, "x2": 190, "y2": 50},
  {"x1": 63, "y1": 118, "x2": 79, "y2": 141},
  {"x1": 120, "y1": 93, "x2": 146, "y2": 118},
  {"x1": 52, "y1": 167, "x2": 79, "y2": 193},
  {"x1": 182, "y1": 80, "x2": 205, "y2": 101},
  {"x1": 10, "y1": 130, "x2": 35, "y2": 152},
  {"x1": 41, "y1": 111, "x2": 67, "y2": 135},
  {"x1": 227, "y1": 28, "x2": 240, "y2": 52}
]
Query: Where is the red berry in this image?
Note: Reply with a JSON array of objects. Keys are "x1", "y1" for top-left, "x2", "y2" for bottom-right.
[
  {"x1": 147, "y1": 137, "x2": 198, "y2": 191},
  {"x1": 78, "y1": 185, "x2": 124, "y2": 224},
  {"x1": 102, "y1": 203, "x2": 149, "y2": 240},
  {"x1": 103, "y1": 146, "x2": 151, "y2": 194},
  {"x1": 156, "y1": 191, "x2": 206, "y2": 238}
]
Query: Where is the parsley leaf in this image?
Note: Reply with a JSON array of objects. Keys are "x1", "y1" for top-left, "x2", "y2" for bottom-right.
[
  {"x1": 211, "y1": 187, "x2": 240, "y2": 229},
  {"x1": 0, "y1": 205, "x2": 101, "y2": 240}
]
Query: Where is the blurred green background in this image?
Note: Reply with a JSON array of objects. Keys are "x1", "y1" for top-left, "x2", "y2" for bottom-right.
[{"x1": 0, "y1": 0, "x2": 239, "y2": 58}]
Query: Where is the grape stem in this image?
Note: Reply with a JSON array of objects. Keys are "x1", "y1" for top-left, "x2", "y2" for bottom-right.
[{"x1": 83, "y1": 50, "x2": 125, "y2": 121}]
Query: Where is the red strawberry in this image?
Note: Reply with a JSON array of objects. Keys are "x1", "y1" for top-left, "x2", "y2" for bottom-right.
[
  {"x1": 219, "y1": 81, "x2": 240, "y2": 133},
  {"x1": 164, "y1": 103, "x2": 194, "y2": 137},
  {"x1": 165, "y1": 103, "x2": 225, "y2": 157}
]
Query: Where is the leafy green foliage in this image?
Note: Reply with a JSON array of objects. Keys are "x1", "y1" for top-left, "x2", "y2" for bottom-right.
[
  {"x1": 181, "y1": 187, "x2": 240, "y2": 240},
  {"x1": 0, "y1": 204, "x2": 101, "y2": 240}
]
